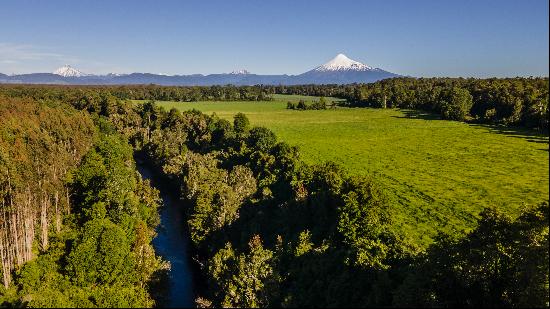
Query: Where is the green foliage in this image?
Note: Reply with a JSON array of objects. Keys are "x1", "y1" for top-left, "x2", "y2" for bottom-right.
[
  {"x1": 297, "y1": 100, "x2": 307, "y2": 110},
  {"x1": 266, "y1": 77, "x2": 549, "y2": 129},
  {"x1": 288, "y1": 98, "x2": 328, "y2": 110},
  {"x1": 156, "y1": 98, "x2": 548, "y2": 247},
  {"x1": 394, "y1": 202, "x2": 549, "y2": 307},
  {"x1": 233, "y1": 112, "x2": 250, "y2": 134},
  {"x1": 438, "y1": 87, "x2": 473, "y2": 120},
  {"x1": 116, "y1": 97, "x2": 546, "y2": 307},
  {"x1": 183, "y1": 152, "x2": 256, "y2": 243},
  {"x1": 208, "y1": 236, "x2": 274, "y2": 308},
  {"x1": 67, "y1": 218, "x2": 135, "y2": 286},
  {"x1": 247, "y1": 127, "x2": 277, "y2": 152},
  {"x1": 294, "y1": 230, "x2": 314, "y2": 257},
  {"x1": 286, "y1": 101, "x2": 295, "y2": 110},
  {"x1": 12, "y1": 254, "x2": 154, "y2": 307},
  {"x1": 88, "y1": 283, "x2": 155, "y2": 308},
  {"x1": 0, "y1": 108, "x2": 163, "y2": 307},
  {"x1": 70, "y1": 134, "x2": 138, "y2": 225},
  {"x1": 211, "y1": 117, "x2": 233, "y2": 146},
  {"x1": 0, "y1": 95, "x2": 96, "y2": 291},
  {"x1": 1, "y1": 85, "x2": 548, "y2": 308},
  {"x1": 338, "y1": 176, "x2": 397, "y2": 269}
]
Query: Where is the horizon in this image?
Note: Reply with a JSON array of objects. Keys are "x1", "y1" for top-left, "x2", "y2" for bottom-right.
[
  {"x1": 1, "y1": 0, "x2": 549, "y2": 77},
  {"x1": 3, "y1": 53, "x2": 393, "y2": 77},
  {"x1": 4, "y1": 51, "x2": 550, "y2": 79},
  {"x1": 2, "y1": 53, "x2": 375, "y2": 76}
]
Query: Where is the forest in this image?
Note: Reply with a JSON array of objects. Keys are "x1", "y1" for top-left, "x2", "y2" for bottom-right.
[
  {"x1": 0, "y1": 81, "x2": 548, "y2": 307},
  {"x1": 1, "y1": 76, "x2": 547, "y2": 130},
  {"x1": 0, "y1": 95, "x2": 166, "y2": 306},
  {"x1": 272, "y1": 77, "x2": 549, "y2": 129}
]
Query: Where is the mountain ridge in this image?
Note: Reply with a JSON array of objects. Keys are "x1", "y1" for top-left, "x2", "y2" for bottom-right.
[{"x1": 0, "y1": 54, "x2": 400, "y2": 85}]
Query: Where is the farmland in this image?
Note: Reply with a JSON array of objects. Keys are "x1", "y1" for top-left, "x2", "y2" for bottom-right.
[{"x1": 140, "y1": 96, "x2": 549, "y2": 245}]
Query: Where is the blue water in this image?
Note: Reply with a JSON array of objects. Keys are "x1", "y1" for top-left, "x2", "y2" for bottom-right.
[{"x1": 137, "y1": 164, "x2": 194, "y2": 308}]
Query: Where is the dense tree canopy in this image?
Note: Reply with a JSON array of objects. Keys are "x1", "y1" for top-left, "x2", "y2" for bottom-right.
[
  {"x1": 0, "y1": 96, "x2": 165, "y2": 307},
  {"x1": 0, "y1": 83, "x2": 548, "y2": 308}
]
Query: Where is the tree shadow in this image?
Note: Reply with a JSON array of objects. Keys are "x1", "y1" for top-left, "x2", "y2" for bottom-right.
[
  {"x1": 391, "y1": 109, "x2": 441, "y2": 121},
  {"x1": 469, "y1": 123, "x2": 549, "y2": 146}
]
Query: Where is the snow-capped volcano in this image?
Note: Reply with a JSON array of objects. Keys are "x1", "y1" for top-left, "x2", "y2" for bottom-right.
[
  {"x1": 296, "y1": 53, "x2": 399, "y2": 84},
  {"x1": 53, "y1": 65, "x2": 88, "y2": 77},
  {"x1": 314, "y1": 53, "x2": 374, "y2": 72}
]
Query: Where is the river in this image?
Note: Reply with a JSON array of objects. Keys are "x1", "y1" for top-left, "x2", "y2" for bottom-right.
[{"x1": 137, "y1": 163, "x2": 195, "y2": 308}]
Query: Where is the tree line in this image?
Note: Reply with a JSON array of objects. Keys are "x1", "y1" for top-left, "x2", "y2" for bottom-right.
[
  {"x1": 269, "y1": 77, "x2": 549, "y2": 129},
  {"x1": 1, "y1": 77, "x2": 547, "y2": 129},
  {"x1": 0, "y1": 84, "x2": 272, "y2": 103}
]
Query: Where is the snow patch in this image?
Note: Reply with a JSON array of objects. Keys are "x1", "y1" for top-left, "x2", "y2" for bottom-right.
[
  {"x1": 314, "y1": 54, "x2": 374, "y2": 72},
  {"x1": 53, "y1": 65, "x2": 88, "y2": 77}
]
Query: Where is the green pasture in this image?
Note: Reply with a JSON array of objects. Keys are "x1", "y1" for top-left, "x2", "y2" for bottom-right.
[{"x1": 135, "y1": 96, "x2": 549, "y2": 246}]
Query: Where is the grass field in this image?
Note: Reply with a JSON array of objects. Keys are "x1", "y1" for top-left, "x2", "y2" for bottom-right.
[{"x1": 135, "y1": 96, "x2": 549, "y2": 246}]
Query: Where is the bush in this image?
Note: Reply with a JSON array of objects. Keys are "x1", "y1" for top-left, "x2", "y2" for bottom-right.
[
  {"x1": 247, "y1": 127, "x2": 277, "y2": 152},
  {"x1": 338, "y1": 176, "x2": 397, "y2": 269},
  {"x1": 286, "y1": 101, "x2": 295, "y2": 110},
  {"x1": 67, "y1": 218, "x2": 136, "y2": 286},
  {"x1": 233, "y1": 113, "x2": 250, "y2": 134},
  {"x1": 438, "y1": 87, "x2": 473, "y2": 121}
]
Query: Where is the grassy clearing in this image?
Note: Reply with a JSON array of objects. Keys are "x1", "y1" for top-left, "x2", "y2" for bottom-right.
[{"x1": 135, "y1": 97, "x2": 549, "y2": 247}]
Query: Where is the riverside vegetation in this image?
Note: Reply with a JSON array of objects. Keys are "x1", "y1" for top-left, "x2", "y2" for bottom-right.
[
  {"x1": 0, "y1": 81, "x2": 548, "y2": 307},
  {"x1": 0, "y1": 96, "x2": 166, "y2": 306}
]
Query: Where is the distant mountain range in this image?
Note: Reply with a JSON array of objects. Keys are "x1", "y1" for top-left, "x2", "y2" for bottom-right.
[{"x1": 0, "y1": 54, "x2": 400, "y2": 85}]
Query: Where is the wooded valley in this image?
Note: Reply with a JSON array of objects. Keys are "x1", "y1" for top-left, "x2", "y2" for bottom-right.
[{"x1": 0, "y1": 80, "x2": 548, "y2": 307}]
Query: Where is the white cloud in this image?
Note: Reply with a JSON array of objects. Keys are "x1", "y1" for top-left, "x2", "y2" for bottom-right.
[
  {"x1": 0, "y1": 42, "x2": 134, "y2": 75},
  {"x1": 0, "y1": 43, "x2": 74, "y2": 61},
  {"x1": 0, "y1": 42, "x2": 81, "y2": 73}
]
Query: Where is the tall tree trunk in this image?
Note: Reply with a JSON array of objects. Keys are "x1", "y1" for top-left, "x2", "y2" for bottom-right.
[
  {"x1": 55, "y1": 190, "x2": 60, "y2": 233},
  {"x1": 40, "y1": 195, "x2": 48, "y2": 251},
  {"x1": 0, "y1": 207, "x2": 11, "y2": 289}
]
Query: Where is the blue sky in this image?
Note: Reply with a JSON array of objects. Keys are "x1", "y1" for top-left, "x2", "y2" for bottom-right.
[{"x1": 1, "y1": 0, "x2": 548, "y2": 77}]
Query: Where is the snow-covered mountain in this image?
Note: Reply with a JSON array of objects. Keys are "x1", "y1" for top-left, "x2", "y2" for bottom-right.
[
  {"x1": 2, "y1": 54, "x2": 400, "y2": 85},
  {"x1": 53, "y1": 65, "x2": 88, "y2": 77},
  {"x1": 296, "y1": 54, "x2": 399, "y2": 84},
  {"x1": 313, "y1": 53, "x2": 374, "y2": 72}
]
